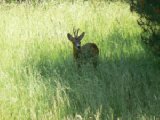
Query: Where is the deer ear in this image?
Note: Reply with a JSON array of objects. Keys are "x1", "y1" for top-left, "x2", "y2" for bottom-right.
[
  {"x1": 67, "y1": 33, "x2": 74, "y2": 41},
  {"x1": 78, "y1": 32, "x2": 85, "y2": 41}
]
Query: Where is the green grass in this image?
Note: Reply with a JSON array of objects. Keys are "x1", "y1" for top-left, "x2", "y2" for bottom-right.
[{"x1": 0, "y1": 1, "x2": 160, "y2": 120}]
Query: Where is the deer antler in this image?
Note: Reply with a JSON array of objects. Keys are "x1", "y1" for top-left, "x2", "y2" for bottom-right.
[
  {"x1": 73, "y1": 27, "x2": 76, "y2": 37},
  {"x1": 76, "y1": 28, "x2": 80, "y2": 37},
  {"x1": 73, "y1": 27, "x2": 80, "y2": 38}
]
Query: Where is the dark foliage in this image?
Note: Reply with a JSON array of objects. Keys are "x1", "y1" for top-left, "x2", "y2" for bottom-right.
[{"x1": 130, "y1": 0, "x2": 160, "y2": 56}]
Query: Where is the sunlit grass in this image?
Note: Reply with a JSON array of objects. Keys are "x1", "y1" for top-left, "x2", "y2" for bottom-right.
[{"x1": 0, "y1": 1, "x2": 160, "y2": 120}]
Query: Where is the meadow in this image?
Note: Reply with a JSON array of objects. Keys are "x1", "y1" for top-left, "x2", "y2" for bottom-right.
[{"x1": 0, "y1": 1, "x2": 160, "y2": 119}]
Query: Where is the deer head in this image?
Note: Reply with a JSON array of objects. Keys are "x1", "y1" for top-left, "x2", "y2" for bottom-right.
[{"x1": 67, "y1": 28, "x2": 85, "y2": 51}]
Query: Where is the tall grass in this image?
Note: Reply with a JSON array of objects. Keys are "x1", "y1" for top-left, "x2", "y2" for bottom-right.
[{"x1": 0, "y1": 1, "x2": 160, "y2": 120}]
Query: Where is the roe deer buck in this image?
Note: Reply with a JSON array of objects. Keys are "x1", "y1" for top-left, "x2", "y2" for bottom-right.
[{"x1": 67, "y1": 28, "x2": 99, "y2": 67}]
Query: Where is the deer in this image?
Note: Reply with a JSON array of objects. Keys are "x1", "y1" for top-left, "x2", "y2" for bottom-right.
[{"x1": 67, "y1": 28, "x2": 99, "y2": 68}]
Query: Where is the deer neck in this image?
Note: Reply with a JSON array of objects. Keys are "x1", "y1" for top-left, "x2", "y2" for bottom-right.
[{"x1": 73, "y1": 45, "x2": 81, "y2": 59}]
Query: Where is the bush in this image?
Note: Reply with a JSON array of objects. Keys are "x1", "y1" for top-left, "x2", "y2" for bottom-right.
[{"x1": 130, "y1": 0, "x2": 160, "y2": 56}]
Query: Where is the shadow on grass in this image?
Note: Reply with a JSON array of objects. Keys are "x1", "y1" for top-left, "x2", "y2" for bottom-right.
[
  {"x1": 24, "y1": 32, "x2": 160, "y2": 119},
  {"x1": 26, "y1": 50, "x2": 160, "y2": 119}
]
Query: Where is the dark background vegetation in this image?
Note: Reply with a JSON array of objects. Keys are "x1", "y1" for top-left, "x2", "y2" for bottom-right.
[{"x1": 130, "y1": 0, "x2": 160, "y2": 56}]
